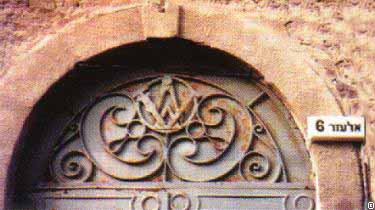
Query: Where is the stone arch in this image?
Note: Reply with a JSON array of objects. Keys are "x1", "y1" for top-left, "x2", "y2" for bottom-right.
[{"x1": 0, "y1": 2, "x2": 362, "y2": 209}]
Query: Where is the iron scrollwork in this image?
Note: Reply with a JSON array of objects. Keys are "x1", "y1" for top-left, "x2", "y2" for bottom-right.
[{"x1": 50, "y1": 75, "x2": 287, "y2": 183}]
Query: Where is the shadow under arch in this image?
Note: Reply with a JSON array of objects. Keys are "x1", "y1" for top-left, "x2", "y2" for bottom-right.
[{"x1": 7, "y1": 38, "x2": 313, "y2": 209}]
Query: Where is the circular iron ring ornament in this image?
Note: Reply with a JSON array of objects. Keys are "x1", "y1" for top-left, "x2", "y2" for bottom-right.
[{"x1": 81, "y1": 93, "x2": 164, "y2": 180}]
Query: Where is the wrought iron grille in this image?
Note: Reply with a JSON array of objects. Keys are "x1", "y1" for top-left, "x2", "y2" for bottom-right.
[{"x1": 26, "y1": 73, "x2": 315, "y2": 210}]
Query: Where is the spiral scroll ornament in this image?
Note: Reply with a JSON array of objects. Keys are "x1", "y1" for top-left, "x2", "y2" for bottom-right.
[
  {"x1": 167, "y1": 94, "x2": 252, "y2": 181},
  {"x1": 240, "y1": 152, "x2": 271, "y2": 180},
  {"x1": 49, "y1": 75, "x2": 287, "y2": 183},
  {"x1": 51, "y1": 150, "x2": 93, "y2": 183},
  {"x1": 81, "y1": 93, "x2": 164, "y2": 180},
  {"x1": 239, "y1": 122, "x2": 286, "y2": 182}
]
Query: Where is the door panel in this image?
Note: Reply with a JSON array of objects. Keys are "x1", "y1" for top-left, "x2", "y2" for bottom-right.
[{"x1": 31, "y1": 186, "x2": 314, "y2": 210}]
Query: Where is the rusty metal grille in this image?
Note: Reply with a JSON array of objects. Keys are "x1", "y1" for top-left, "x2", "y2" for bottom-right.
[{"x1": 26, "y1": 73, "x2": 315, "y2": 210}]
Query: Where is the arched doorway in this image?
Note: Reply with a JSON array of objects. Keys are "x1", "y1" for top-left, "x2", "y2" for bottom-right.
[
  {"x1": 10, "y1": 39, "x2": 315, "y2": 209},
  {"x1": 1, "y1": 3, "x2": 363, "y2": 209}
]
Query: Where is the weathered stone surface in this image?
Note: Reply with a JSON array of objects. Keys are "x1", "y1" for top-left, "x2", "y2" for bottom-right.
[
  {"x1": 311, "y1": 143, "x2": 363, "y2": 210},
  {"x1": 1, "y1": 0, "x2": 373, "y2": 139},
  {"x1": 142, "y1": 2, "x2": 180, "y2": 38}
]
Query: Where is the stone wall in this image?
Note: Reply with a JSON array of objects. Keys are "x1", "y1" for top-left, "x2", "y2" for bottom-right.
[{"x1": 1, "y1": 0, "x2": 374, "y2": 202}]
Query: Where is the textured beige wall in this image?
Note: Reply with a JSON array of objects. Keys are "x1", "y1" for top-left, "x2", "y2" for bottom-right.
[
  {"x1": 0, "y1": 0, "x2": 374, "y2": 207},
  {"x1": 2, "y1": 0, "x2": 374, "y2": 138}
]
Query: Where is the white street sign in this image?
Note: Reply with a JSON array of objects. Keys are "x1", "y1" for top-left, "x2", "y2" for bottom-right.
[{"x1": 307, "y1": 116, "x2": 365, "y2": 142}]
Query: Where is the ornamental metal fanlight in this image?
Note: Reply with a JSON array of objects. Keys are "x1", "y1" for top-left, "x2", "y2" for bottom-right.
[{"x1": 25, "y1": 72, "x2": 314, "y2": 210}]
